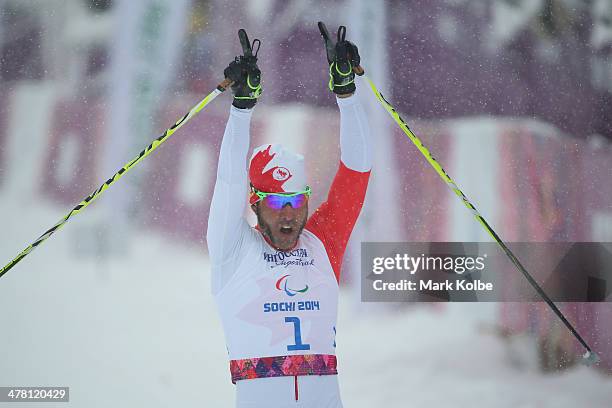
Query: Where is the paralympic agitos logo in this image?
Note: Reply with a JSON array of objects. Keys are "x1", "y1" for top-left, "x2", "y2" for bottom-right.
[{"x1": 275, "y1": 274, "x2": 309, "y2": 296}]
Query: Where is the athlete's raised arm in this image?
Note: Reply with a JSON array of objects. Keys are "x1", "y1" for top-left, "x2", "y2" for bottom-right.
[
  {"x1": 206, "y1": 31, "x2": 262, "y2": 291},
  {"x1": 306, "y1": 23, "x2": 372, "y2": 282}
]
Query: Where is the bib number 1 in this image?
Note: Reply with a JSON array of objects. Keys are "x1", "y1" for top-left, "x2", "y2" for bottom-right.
[{"x1": 285, "y1": 316, "x2": 311, "y2": 351}]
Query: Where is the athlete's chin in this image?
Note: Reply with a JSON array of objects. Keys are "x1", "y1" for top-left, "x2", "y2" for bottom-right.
[{"x1": 271, "y1": 231, "x2": 300, "y2": 251}]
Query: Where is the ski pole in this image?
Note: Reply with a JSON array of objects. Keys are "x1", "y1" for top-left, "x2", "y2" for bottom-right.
[
  {"x1": 0, "y1": 79, "x2": 232, "y2": 279},
  {"x1": 362, "y1": 74, "x2": 599, "y2": 366}
]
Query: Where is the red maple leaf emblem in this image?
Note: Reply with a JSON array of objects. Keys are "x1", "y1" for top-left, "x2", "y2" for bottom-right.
[{"x1": 249, "y1": 145, "x2": 292, "y2": 192}]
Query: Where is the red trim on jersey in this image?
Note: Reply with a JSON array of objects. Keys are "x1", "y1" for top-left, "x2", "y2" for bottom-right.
[{"x1": 306, "y1": 162, "x2": 370, "y2": 282}]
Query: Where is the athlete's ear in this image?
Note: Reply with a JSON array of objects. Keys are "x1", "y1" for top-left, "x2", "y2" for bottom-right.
[{"x1": 250, "y1": 202, "x2": 258, "y2": 214}]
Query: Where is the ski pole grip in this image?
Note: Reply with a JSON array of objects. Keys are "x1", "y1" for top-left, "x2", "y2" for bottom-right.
[
  {"x1": 353, "y1": 65, "x2": 365, "y2": 76},
  {"x1": 218, "y1": 78, "x2": 233, "y2": 91}
]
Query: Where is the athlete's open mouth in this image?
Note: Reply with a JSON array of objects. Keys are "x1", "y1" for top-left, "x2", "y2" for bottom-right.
[{"x1": 280, "y1": 226, "x2": 293, "y2": 234}]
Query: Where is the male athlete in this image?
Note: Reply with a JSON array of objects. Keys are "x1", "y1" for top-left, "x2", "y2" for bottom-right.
[{"x1": 207, "y1": 24, "x2": 371, "y2": 407}]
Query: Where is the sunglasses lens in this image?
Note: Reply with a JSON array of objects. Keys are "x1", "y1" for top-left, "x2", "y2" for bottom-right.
[
  {"x1": 293, "y1": 194, "x2": 307, "y2": 208},
  {"x1": 263, "y1": 195, "x2": 283, "y2": 209},
  {"x1": 264, "y1": 193, "x2": 307, "y2": 210}
]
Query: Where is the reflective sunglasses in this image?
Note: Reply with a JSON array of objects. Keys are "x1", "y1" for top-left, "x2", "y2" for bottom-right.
[{"x1": 253, "y1": 186, "x2": 311, "y2": 210}]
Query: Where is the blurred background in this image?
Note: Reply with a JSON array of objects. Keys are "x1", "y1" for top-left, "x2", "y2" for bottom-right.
[{"x1": 1, "y1": 0, "x2": 611, "y2": 406}]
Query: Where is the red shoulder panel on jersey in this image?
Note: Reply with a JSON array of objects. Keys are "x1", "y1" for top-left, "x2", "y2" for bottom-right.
[{"x1": 306, "y1": 162, "x2": 370, "y2": 282}]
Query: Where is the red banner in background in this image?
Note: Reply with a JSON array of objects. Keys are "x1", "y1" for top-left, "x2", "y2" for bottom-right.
[
  {"x1": 391, "y1": 122, "x2": 452, "y2": 241},
  {"x1": 498, "y1": 125, "x2": 583, "y2": 242},
  {"x1": 41, "y1": 98, "x2": 103, "y2": 205}
]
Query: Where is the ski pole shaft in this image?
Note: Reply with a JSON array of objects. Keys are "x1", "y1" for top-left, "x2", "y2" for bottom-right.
[
  {"x1": 0, "y1": 79, "x2": 232, "y2": 279},
  {"x1": 364, "y1": 76, "x2": 598, "y2": 364}
]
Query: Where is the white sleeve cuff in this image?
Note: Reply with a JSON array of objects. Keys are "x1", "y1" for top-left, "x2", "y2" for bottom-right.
[{"x1": 230, "y1": 105, "x2": 254, "y2": 119}]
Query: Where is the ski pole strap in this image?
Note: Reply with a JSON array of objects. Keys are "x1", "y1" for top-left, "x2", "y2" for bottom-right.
[
  {"x1": 0, "y1": 79, "x2": 232, "y2": 279},
  {"x1": 364, "y1": 76, "x2": 597, "y2": 362},
  {"x1": 229, "y1": 354, "x2": 338, "y2": 384}
]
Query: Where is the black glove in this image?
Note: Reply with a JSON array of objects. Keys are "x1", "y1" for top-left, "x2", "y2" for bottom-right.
[
  {"x1": 224, "y1": 29, "x2": 262, "y2": 109},
  {"x1": 318, "y1": 22, "x2": 363, "y2": 95}
]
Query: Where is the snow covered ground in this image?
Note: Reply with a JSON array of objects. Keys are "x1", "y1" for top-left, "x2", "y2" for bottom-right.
[{"x1": 1, "y1": 192, "x2": 611, "y2": 408}]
